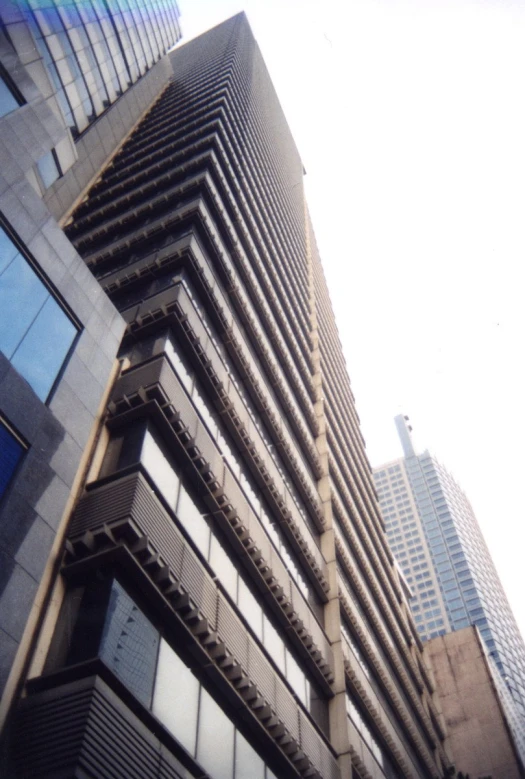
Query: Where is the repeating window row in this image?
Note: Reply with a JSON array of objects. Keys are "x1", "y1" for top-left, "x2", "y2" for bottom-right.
[
  {"x1": 101, "y1": 421, "x2": 327, "y2": 731},
  {"x1": 57, "y1": 577, "x2": 278, "y2": 779}
]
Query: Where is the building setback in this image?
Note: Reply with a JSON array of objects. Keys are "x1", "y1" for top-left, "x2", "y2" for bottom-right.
[
  {"x1": 1, "y1": 12, "x2": 453, "y2": 779},
  {"x1": 374, "y1": 415, "x2": 525, "y2": 758}
]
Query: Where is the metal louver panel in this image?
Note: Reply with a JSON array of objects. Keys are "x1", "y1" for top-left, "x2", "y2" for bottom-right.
[
  {"x1": 68, "y1": 472, "x2": 338, "y2": 778},
  {"x1": 13, "y1": 677, "x2": 187, "y2": 779}
]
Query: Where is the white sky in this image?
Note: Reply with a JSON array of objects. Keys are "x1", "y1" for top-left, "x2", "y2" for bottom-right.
[{"x1": 178, "y1": 0, "x2": 525, "y2": 640}]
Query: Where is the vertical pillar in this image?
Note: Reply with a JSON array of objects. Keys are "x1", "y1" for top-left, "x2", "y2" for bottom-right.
[{"x1": 305, "y1": 204, "x2": 352, "y2": 776}]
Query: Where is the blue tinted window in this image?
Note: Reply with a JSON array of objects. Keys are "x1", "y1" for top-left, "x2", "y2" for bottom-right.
[
  {"x1": 0, "y1": 420, "x2": 25, "y2": 498},
  {"x1": 11, "y1": 295, "x2": 77, "y2": 400},
  {"x1": 0, "y1": 225, "x2": 77, "y2": 400},
  {"x1": 0, "y1": 74, "x2": 20, "y2": 118},
  {"x1": 36, "y1": 150, "x2": 61, "y2": 189},
  {"x1": 0, "y1": 253, "x2": 48, "y2": 357},
  {"x1": 0, "y1": 227, "x2": 18, "y2": 274}
]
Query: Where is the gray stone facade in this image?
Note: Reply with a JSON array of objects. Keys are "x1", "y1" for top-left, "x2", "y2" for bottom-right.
[
  {"x1": 0, "y1": 28, "x2": 125, "y2": 704},
  {"x1": 43, "y1": 57, "x2": 173, "y2": 223}
]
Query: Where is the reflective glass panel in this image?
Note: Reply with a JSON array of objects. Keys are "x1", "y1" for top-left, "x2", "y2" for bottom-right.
[
  {"x1": 11, "y1": 294, "x2": 77, "y2": 400},
  {"x1": 0, "y1": 421, "x2": 24, "y2": 498},
  {"x1": 100, "y1": 580, "x2": 159, "y2": 707},
  {"x1": 196, "y1": 687, "x2": 234, "y2": 779},
  {"x1": 0, "y1": 226, "x2": 77, "y2": 400},
  {"x1": 37, "y1": 149, "x2": 60, "y2": 189},
  {"x1": 153, "y1": 639, "x2": 199, "y2": 756},
  {"x1": 0, "y1": 75, "x2": 19, "y2": 118},
  {"x1": 0, "y1": 251, "x2": 47, "y2": 358},
  {"x1": 0, "y1": 227, "x2": 19, "y2": 274}
]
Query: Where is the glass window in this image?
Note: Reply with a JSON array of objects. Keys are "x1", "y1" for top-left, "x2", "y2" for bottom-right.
[
  {"x1": 142, "y1": 428, "x2": 180, "y2": 509},
  {"x1": 153, "y1": 639, "x2": 199, "y2": 755},
  {"x1": 62, "y1": 576, "x2": 280, "y2": 777},
  {"x1": 196, "y1": 687, "x2": 235, "y2": 779},
  {"x1": 0, "y1": 71, "x2": 21, "y2": 117},
  {"x1": 0, "y1": 418, "x2": 25, "y2": 498},
  {"x1": 209, "y1": 535, "x2": 238, "y2": 601},
  {"x1": 99, "y1": 579, "x2": 159, "y2": 707},
  {"x1": 11, "y1": 295, "x2": 77, "y2": 401},
  {"x1": 262, "y1": 615, "x2": 285, "y2": 671},
  {"x1": 36, "y1": 149, "x2": 61, "y2": 189},
  {"x1": 235, "y1": 730, "x2": 265, "y2": 779},
  {"x1": 237, "y1": 578, "x2": 263, "y2": 640},
  {"x1": 165, "y1": 336, "x2": 193, "y2": 392},
  {"x1": 176, "y1": 484, "x2": 211, "y2": 557},
  {"x1": 0, "y1": 225, "x2": 77, "y2": 400},
  {"x1": 1, "y1": 251, "x2": 49, "y2": 356},
  {"x1": 285, "y1": 651, "x2": 306, "y2": 705}
]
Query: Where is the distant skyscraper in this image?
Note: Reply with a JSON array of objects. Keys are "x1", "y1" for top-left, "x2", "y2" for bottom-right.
[{"x1": 374, "y1": 415, "x2": 525, "y2": 733}]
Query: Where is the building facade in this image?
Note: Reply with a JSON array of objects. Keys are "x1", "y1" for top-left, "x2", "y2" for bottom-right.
[
  {"x1": 2, "y1": 12, "x2": 454, "y2": 779},
  {"x1": 0, "y1": 0, "x2": 181, "y2": 742},
  {"x1": 374, "y1": 415, "x2": 525, "y2": 745},
  {"x1": 427, "y1": 626, "x2": 525, "y2": 776}
]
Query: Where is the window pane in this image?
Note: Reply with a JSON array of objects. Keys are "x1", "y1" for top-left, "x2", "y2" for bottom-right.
[
  {"x1": 262, "y1": 616, "x2": 285, "y2": 671},
  {"x1": 285, "y1": 650, "x2": 306, "y2": 705},
  {"x1": 0, "y1": 252, "x2": 47, "y2": 358},
  {"x1": 0, "y1": 227, "x2": 19, "y2": 274},
  {"x1": 176, "y1": 483, "x2": 210, "y2": 557},
  {"x1": 11, "y1": 295, "x2": 76, "y2": 400},
  {"x1": 100, "y1": 580, "x2": 159, "y2": 707},
  {"x1": 165, "y1": 337, "x2": 193, "y2": 391},
  {"x1": 235, "y1": 730, "x2": 264, "y2": 779},
  {"x1": 209, "y1": 535, "x2": 238, "y2": 600},
  {"x1": 237, "y1": 578, "x2": 262, "y2": 640},
  {"x1": 0, "y1": 76, "x2": 19, "y2": 118},
  {"x1": 0, "y1": 421, "x2": 24, "y2": 498},
  {"x1": 196, "y1": 687, "x2": 234, "y2": 779},
  {"x1": 153, "y1": 639, "x2": 199, "y2": 756},
  {"x1": 0, "y1": 230, "x2": 77, "y2": 401},
  {"x1": 37, "y1": 150, "x2": 60, "y2": 189},
  {"x1": 142, "y1": 429, "x2": 179, "y2": 508}
]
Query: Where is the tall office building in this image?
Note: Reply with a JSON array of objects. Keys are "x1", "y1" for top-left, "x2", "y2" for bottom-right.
[
  {"x1": 1, "y1": 13, "x2": 454, "y2": 779},
  {"x1": 0, "y1": 0, "x2": 180, "y2": 743},
  {"x1": 374, "y1": 415, "x2": 525, "y2": 741}
]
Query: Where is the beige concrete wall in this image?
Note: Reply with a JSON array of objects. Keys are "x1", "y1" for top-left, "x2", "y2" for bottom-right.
[{"x1": 427, "y1": 627, "x2": 522, "y2": 779}]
